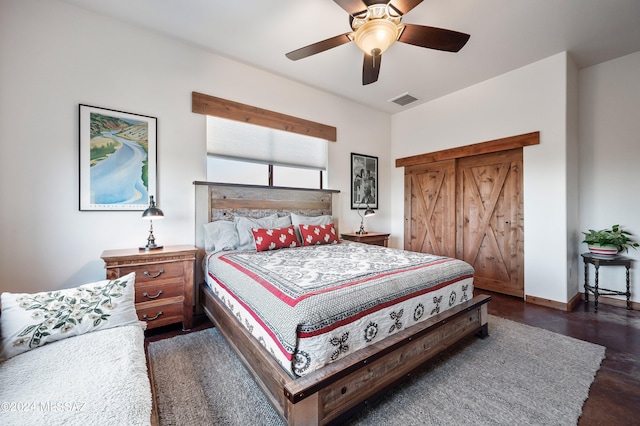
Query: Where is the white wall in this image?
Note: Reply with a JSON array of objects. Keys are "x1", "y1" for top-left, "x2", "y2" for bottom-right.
[
  {"x1": 390, "y1": 52, "x2": 576, "y2": 304},
  {"x1": 0, "y1": 0, "x2": 390, "y2": 293},
  {"x1": 578, "y1": 51, "x2": 640, "y2": 304}
]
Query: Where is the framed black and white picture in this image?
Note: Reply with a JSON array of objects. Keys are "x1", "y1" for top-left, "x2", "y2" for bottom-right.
[
  {"x1": 350, "y1": 152, "x2": 378, "y2": 209},
  {"x1": 79, "y1": 104, "x2": 157, "y2": 211}
]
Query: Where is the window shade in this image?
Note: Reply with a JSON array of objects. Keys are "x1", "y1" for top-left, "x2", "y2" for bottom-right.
[{"x1": 206, "y1": 116, "x2": 327, "y2": 170}]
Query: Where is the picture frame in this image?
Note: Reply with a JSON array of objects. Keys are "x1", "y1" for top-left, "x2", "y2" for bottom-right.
[
  {"x1": 350, "y1": 152, "x2": 378, "y2": 209},
  {"x1": 79, "y1": 104, "x2": 157, "y2": 211}
]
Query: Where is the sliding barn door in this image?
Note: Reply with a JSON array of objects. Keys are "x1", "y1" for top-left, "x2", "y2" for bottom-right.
[
  {"x1": 404, "y1": 160, "x2": 456, "y2": 257},
  {"x1": 456, "y1": 149, "x2": 524, "y2": 297}
]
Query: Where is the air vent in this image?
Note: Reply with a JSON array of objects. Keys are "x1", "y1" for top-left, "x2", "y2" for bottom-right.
[{"x1": 388, "y1": 92, "x2": 418, "y2": 106}]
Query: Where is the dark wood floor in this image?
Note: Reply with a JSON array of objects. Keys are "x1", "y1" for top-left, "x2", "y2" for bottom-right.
[{"x1": 145, "y1": 291, "x2": 640, "y2": 425}]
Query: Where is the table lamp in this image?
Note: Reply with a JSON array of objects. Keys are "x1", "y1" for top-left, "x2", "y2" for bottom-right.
[
  {"x1": 356, "y1": 203, "x2": 375, "y2": 235},
  {"x1": 140, "y1": 195, "x2": 164, "y2": 250}
]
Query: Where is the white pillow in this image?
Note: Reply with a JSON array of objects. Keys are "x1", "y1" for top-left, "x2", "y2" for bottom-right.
[
  {"x1": 0, "y1": 272, "x2": 139, "y2": 361},
  {"x1": 203, "y1": 220, "x2": 239, "y2": 253},
  {"x1": 291, "y1": 212, "x2": 333, "y2": 242},
  {"x1": 234, "y1": 214, "x2": 292, "y2": 251}
]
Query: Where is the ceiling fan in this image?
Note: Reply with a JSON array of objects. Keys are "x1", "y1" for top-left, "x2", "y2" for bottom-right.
[{"x1": 285, "y1": 0, "x2": 470, "y2": 85}]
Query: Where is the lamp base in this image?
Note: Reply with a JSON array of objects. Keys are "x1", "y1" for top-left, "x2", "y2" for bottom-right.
[
  {"x1": 141, "y1": 222, "x2": 162, "y2": 250},
  {"x1": 355, "y1": 230, "x2": 368, "y2": 235},
  {"x1": 140, "y1": 244, "x2": 163, "y2": 251}
]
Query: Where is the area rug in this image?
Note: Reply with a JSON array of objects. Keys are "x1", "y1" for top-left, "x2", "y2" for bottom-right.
[{"x1": 148, "y1": 316, "x2": 605, "y2": 425}]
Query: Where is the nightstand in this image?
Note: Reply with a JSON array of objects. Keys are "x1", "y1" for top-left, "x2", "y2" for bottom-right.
[
  {"x1": 341, "y1": 232, "x2": 390, "y2": 247},
  {"x1": 101, "y1": 245, "x2": 197, "y2": 330}
]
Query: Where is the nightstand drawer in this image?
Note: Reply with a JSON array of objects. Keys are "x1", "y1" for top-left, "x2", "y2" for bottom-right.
[
  {"x1": 119, "y1": 261, "x2": 185, "y2": 284},
  {"x1": 136, "y1": 300, "x2": 184, "y2": 329},
  {"x1": 134, "y1": 281, "x2": 184, "y2": 304}
]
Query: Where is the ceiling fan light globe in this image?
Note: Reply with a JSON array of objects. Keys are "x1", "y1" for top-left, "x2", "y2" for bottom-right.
[{"x1": 354, "y1": 19, "x2": 399, "y2": 56}]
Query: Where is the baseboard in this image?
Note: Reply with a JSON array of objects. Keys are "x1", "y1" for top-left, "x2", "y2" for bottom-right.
[
  {"x1": 567, "y1": 292, "x2": 584, "y2": 311},
  {"x1": 525, "y1": 292, "x2": 638, "y2": 311},
  {"x1": 525, "y1": 294, "x2": 572, "y2": 311}
]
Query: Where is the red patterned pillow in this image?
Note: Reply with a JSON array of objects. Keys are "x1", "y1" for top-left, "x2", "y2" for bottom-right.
[
  {"x1": 299, "y1": 223, "x2": 339, "y2": 246},
  {"x1": 251, "y1": 226, "x2": 300, "y2": 251}
]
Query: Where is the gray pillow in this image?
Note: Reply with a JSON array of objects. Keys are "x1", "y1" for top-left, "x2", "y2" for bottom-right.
[
  {"x1": 203, "y1": 220, "x2": 239, "y2": 253},
  {"x1": 234, "y1": 214, "x2": 292, "y2": 251}
]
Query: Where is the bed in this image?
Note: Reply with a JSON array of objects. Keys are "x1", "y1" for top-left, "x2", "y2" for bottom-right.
[{"x1": 194, "y1": 181, "x2": 490, "y2": 425}]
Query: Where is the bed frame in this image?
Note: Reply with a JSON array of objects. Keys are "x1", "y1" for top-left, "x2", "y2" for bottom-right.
[{"x1": 194, "y1": 181, "x2": 491, "y2": 425}]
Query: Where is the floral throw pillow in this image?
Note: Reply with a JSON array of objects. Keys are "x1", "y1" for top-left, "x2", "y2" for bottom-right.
[
  {"x1": 299, "y1": 223, "x2": 339, "y2": 246},
  {"x1": 0, "y1": 272, "x2": 139, "y2": 361},
  {"x1": 251, "y1": 226, "x2": 300, "y2": 251}
]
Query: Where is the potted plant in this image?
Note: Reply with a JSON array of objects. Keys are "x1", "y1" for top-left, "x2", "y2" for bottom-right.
[{"x1": 582, "y1": 224, "x2": 639, "y2": 257}]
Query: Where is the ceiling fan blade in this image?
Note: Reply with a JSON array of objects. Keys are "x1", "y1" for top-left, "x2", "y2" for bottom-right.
[
  {"x1": 398, "y1": 23, "x2": 470, "y2": 52},
  {"x1": 388, "y1": 0, "x2": 423, "y2": 15},
  {"x1": 286, "y1": 33, "x2": 352, "y2": 61},
  {"x1": 362, "y1": 53, "x2": 381, "y2": 85},
  {"x1": 333, "y1": 0, "x2": 367, "y2": 16}
]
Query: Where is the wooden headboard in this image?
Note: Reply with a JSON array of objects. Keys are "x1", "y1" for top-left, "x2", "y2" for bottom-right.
[
  {"x1": 193, "y1": 181, "x2": 340, "y2": 289},
  {"x1": 194, "y1": 181, "x2": 340, "y2": 248}
]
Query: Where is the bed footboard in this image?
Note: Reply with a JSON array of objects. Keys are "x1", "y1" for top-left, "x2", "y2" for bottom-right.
[{"x1": 201, "y1": 283, "x2": 490, "y2": 425}]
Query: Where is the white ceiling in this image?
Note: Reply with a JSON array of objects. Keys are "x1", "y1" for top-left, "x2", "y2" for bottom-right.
[{"x1": 61, "y1": 0, "x2": 640, "y2": 114}]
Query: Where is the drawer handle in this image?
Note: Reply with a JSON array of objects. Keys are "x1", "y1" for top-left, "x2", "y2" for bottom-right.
[
  {"x1": 142, "y1": 311, "x2": 163, "y2": 321},
  {"x1": 142, "y1": 290, "x2": 164, "y2": 299},
  {"x1": 143, "y1": 269, "x2": 164, "y2": 279}
]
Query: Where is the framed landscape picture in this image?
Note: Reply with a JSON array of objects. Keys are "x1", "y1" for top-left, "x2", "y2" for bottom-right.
[
  {"x1": 350, "y1": 152, "x2": 378, "y2": 209},
  {"x1": 79, "y1": 104, "x2": 157, "y2": 211}
]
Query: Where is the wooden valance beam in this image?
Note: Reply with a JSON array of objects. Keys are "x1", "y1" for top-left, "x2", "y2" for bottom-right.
[
  {"x1": 192, "y1": 91, "x2": 337, "y2": 142},
  {"x1": 395, "y1": 131, "x2": 540, "y2": 167}
]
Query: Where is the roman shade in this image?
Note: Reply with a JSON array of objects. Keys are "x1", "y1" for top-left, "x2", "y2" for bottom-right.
[{"x1": 206, "y1": 116, "x2": 327, "y2": 170}]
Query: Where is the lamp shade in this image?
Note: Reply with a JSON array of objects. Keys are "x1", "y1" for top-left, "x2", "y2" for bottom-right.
[
  {"x1": 141, "y1": 195, "x2": 164, "y2": 220},
  {"x1": 364, "y1": 208, "x2": 375, "y2": 217},
  {"x1": 353, "y1": 19, "x2": 399, "y2": 56}
]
